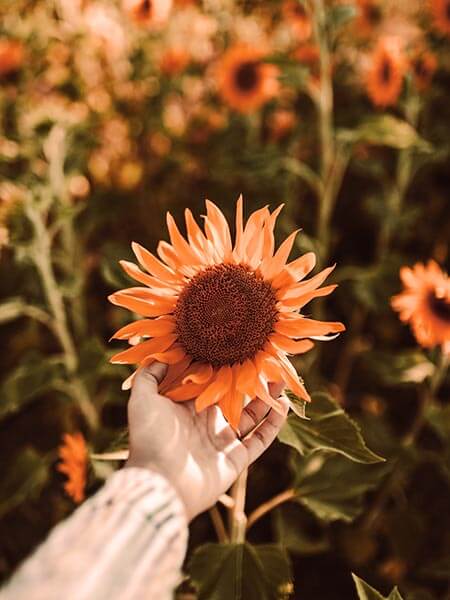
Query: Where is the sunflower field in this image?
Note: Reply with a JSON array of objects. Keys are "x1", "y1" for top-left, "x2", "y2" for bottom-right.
[{"x1": 1, "y1": 0, "x2": 450, "y2": 598}]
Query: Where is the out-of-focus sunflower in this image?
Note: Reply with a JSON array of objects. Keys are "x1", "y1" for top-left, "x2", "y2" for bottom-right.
[
  {"x1": 391, "y1": 261, "x2": 450, "y2": 349},
  {"x1": 0, "y1": 39, "x2": 24, "y2": 76},
  {"x1": 282, "y1": 0, "x2": 312, "y2": 41},
  {"x1": 160, "y1": 47, "x2": 190, "y2": 76},
  {"x1": 215, "y1": 45, "x2": 279, "y2": 114},
  {"x1": 410, "y1": 50, "x2": 437, "y2": 91},
  {"x1": 109, "y1": 198, "x2": 344, "y2": 429},
  {"x1": 366, "y1": 37, "x2": 405, "y2": 107},
  {"x1": 356, "y1": 0, "x2": 383, "y2": 36},
  {"x1": 430, "y1": 0, "x2": 450, "y2": 36},
  {"x1": 57, "y1": 433, "x2": 88, "y2": 504},
  {"x1": 122, "y1": 0, "x2": 172, "y2": 29}
]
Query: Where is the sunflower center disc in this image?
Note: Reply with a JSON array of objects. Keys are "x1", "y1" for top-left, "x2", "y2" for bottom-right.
[
  {"x1": 175, "y1": 263, "x2": 278, "y2": 366},
  {"x1": 429, "y1": 293, "x2": 450, "y2": 322},
  {"x1": 235, "y1": 61, "x2": 259, "y2": 92}
]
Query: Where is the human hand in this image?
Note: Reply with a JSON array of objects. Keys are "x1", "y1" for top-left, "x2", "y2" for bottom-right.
[{"x1": 125, "y1": 362, "x2": 288, "y2": 520}]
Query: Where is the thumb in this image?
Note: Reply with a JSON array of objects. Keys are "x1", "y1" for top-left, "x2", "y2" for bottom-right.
[{"x1": 130, "y1": 362, "x2": 168, "y2": 401}]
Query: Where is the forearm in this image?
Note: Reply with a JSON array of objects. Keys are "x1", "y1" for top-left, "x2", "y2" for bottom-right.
[{"x1": 1, "y1": 467, "x2": 188, "y2": 600}]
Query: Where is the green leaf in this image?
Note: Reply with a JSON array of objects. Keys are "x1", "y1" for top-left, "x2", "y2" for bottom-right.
[
  {"x1": 273, "y1": 504, "x2": 329, "y2": 555},
  {"x1": 293, "y1": 454, "x2": 386, "y2": 523},
  {"x1": 338, "y1": 116, "x2": 431, "y2": 150},
  {"x1": 352, "y1": 574, "x2": 404, "y2": 600},
  {"x1": 279, "y1": 392, "x2": 384, "y2": 463},
  {"x1": 0, "y1": 354, "x2": 66, "y2": 420},
  {"x1": 189, "y1": 543, "x2": 293, "y2": 600},
  {"x1": 327, "y1": 4, "x2": 357, "y2": 29},
  {"x1": 0, "y1": 448, "x2": 49, "y2": 518}
]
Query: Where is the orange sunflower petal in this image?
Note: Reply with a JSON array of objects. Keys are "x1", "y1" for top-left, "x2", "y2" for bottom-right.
[
  {"x1": 110, "y1": 317, "x2": 176, "y2": 340},
  {"x1": 195, "y1": 365, "x2": 232, "y2": 411},
  {"x1": 160, "y1": 356, "x2": 193, "y2": 393},
  {"x1": 109, "y1": 291, "x2": 175, "y2": 317},
  {"x1": 204, "y1": 200, "x2": 233, "y2": 260},
  {"x1": 274, "y1": 316, "x2": 345, "y2": 337},
  {"x1": 110, "y1": 334, "x2": 177, "y2": 364},
  {"x1": 269, "y1": 334, "x2": 315, "y2": 354},
  {"x1": 260, "y1": 229, "x2": 300, "y2": 280},
  {"x1": 272, "y1": 252, "x2": 316, "y2": 288},
  {"x1": 131, "y1": 241, "x2": 180, "y2": 283}
]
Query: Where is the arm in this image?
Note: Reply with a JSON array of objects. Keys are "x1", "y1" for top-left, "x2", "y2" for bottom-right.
[
  {"x1": 1, "y1": 468, "x2": 187, "y2": 600},
  {"x1": 2, "y1": 362, "x2": 288, "y2": 600}
]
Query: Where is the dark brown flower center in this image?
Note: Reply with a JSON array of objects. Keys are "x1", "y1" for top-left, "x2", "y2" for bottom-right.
[
  {"x1": 365, "y1": 4, "x2": 382, "y2": 24},
  {"x1": 429, "y1": 293, "x2": 450, "y2": 322},
  {"x1": 234, "y1": 61, "x2": 260, "y2": 93},
  {"x1": 381, "y1": 58, "x2": 391, "y2": 83},
  {"x1": 137, "y1": 0, "x2": 151, "y2": 18},
  {"x1": 174, "y1": 263, "x2": 278, "y2": 366}
]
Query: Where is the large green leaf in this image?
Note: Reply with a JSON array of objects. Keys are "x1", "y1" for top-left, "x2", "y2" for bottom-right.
[
  {"x1": 279, "y1": 392, "x2": 384, "y2": 463},
  {"x1": 0, "y1": 354, "x2": 66, "y2": 420},
  {"x1": 352, "y1": 574, "x2": 404, "y2": 600},
  {"x1": 338, "y1": 115, "x2": 431, "y2": 150},
  {"x1": 292, "y1": 454, "x2": 386, "y2": 523},
  {"x1": 189, "y1": 543, "x2": 293, "y2": 600},
  {"x1": 0, "y1": 448, "x2": 49, "y2": 518}
]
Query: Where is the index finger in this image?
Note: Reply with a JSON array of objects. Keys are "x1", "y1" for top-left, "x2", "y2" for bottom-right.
[{"x1": 242, "y1": 394, "x2": 289, "y2": 465}]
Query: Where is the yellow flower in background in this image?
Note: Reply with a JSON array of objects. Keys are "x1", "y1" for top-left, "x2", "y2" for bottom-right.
[
  {"x1": 392, "y1": 261, "x2": 450, "y2": 349},
  {"x1": 215, "y1": 45, "x2": 279, "y2": 114},
  {"x1": 57, "y1": 433, "x2": 88, "y2": 504},
  {"x1": 109, "y1": 198, "x2": 344, "y2": 429},
  {"x1": 366, "y1": 37, "x2": 405, "y2": 107}
]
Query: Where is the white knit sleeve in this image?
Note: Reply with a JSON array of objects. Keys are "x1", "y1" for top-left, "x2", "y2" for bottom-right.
[{"x1": 0, "y1": 467, "x2": 188, "y2": 600}]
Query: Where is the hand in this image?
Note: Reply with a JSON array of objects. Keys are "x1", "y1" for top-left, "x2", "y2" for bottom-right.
[{"x1": 125, "y1": 362, "x2": 289, "y2": 520}]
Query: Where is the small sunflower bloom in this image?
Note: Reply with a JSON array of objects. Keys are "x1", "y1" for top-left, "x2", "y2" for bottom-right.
[
  {"x1": 430, "y1": 0, "x2": 450, "y2": 36},
  {"x1": 215, "y1": 45, "x2": 279, "y2": 114},
  {"x1": 57, "y1": 433, "x2": 88, "y2": 504},
  {"x1": 391, "y1": 261, "x2": 450, "y2": 349},
  {"x1": 282, "y1": 0, "x2": 312, "y2": 41},
  {"x1": 356, "y1": 0, "x2": 383, "y2": 36},
  {"x1": 410, "y1": 50, "x2": 437, "y2": 92},
  {"x1": 123, "y1": 0, "x2": 172, "y2": 29},
  {"x1": 366, "y1": 37, "x2": 405, "y2": 108},
  {"x1": 109, "y1": 198, "x2": 344, "y2": 430},
  {"x1": 0, "y1": 39, "x2": 24, "y2": 77}
]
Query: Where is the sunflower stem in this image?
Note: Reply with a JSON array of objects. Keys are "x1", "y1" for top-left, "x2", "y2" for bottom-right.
[
  {"x1": 24, "y1": 196, "x2": 98, "y2": 430},
  {"x1": 230, "y1": 468, "x2": 248, "y2": 543},
  {"x1": 246, "y1": 488, "x2": 295, "y2": 531}
]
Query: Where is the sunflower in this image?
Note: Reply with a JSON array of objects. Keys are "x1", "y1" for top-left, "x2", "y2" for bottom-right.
[
  {"x1": 215, "y1": 45, "x2": 279, "y2": 114},
  {"x1": 122, "y1": 0, "x2": 172, "y2": 29},
  {"x1": 282, "y1": 0, "x2": 312, "y2": 41},
  {"x1": 109, "y1": 198, "x2": 344, "y2": 430},
  {"x1": 430, "y1": 0, "x2": 450, "y2": 36},
  {"x1": 410, "y1": 50, "x2": 437, "y2": 91},
  {"x1": 355, "y1": 0, "x2": 383, "y2": 36},
  {"x1": 57, "y1": 433, "x2": 88, "y2": 504},
  {"x1": 366, "y1": 37, "x2": 405, "y2": 108},
  {"x1": 391, "y1": 261, "x2": 450, "y2": 349},
  {"x1": 0, "y1": 39, "x2": 24, "y2": 77}
]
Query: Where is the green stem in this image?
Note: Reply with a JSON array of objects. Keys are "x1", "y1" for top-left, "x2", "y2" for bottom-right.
[
  {"x1": 24, "y1": 199, "x2": 98, "y2": 429},
  {"x1": 230, "y1": 468, "x2": 248, "y2": 543},
  {"x1": 313, "y1": 0, "x2": 335, "y2": 265}
]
